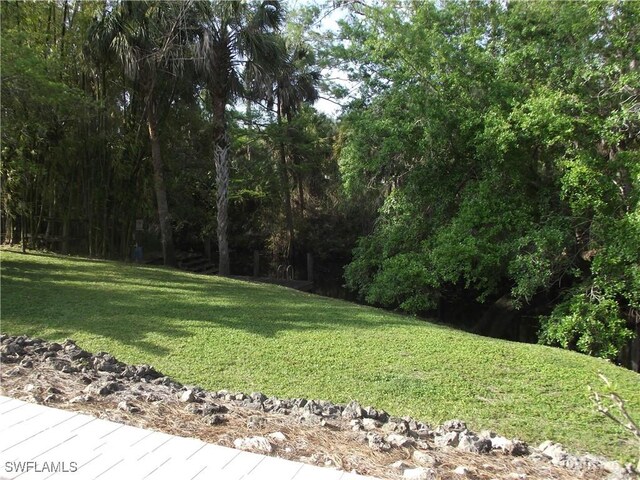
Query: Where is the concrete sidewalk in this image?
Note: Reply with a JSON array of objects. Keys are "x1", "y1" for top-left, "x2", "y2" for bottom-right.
[{"x1": 0, "y1": 396, "x2": 381, "y2": 480}]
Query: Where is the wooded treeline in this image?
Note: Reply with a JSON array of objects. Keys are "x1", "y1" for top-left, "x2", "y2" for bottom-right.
[{"x1": 1, "y1": 0, "x2": 638, "y2": 370}]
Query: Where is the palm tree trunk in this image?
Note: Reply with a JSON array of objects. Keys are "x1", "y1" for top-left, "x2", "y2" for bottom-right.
[
  {"x1": 213, "y1": 96, "x2": 230, "y2": 276},
  {"x1": 277, "y1": 98, "x2": 294, "y2": 261},
  {"x1": 147, "y1": 100, "x2": 176, "y2": 267}
]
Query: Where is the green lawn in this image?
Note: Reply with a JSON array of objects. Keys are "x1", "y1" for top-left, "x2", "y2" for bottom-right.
[{"x1": 1, "y1": 250, "x2": 638, "y2": 462}]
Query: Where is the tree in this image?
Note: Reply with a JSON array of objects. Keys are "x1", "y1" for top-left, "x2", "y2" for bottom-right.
[
  {"x1": 264, "y1": 41, "x2": 320, "y2": 260},
  {"x1": 336, "y1": 0, "x2": 639, "y2": 361},
  {"x1": 196, "y1": 0, "x2": 284, "y2": 276},
  {"x1": 87, "y1": 1, "x2": 195, "y2": 266}
]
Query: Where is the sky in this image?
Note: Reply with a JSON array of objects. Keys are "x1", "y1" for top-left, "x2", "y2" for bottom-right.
[{"x1": 287, "y1": 0, "x2": 353, "y2": 118}]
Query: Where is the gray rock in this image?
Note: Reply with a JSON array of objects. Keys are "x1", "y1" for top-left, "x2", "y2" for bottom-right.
[
  {"x1": 49, "y1": 358, "x2": 78, "y2": 373},
  {"x1": 234, "y1": 436, "x2": 273, "y2": 453},
  {"x1": 69, "y1": 394, "x2": 92, "y2": 404},
  {"x1": 204, "y1": 403, "x2": 227, "y2": 415},
  {"x1": 322, "y1": 404, "x2": 341, "y2": 417},
  {"x1": 434, "y1": 431, "x2": 459, "y2": 448},
  {"x1": 302, "y1": 400, "x2": 323, "y2": 416},
  {"x1": 205, "y1": 414, "x2": 226, "y2": 425},
  {"x1": 383, "y1": 417, "x2": 409, "y2": 434},
  {"x1": 268, "y1": 432, "x2": 286, "y2": 442},
  {"x1": 19, "y1": 358, "x2": 33, "y2": 368},
  {"x1": 117, "y1": 401, "x2": 140, "y2": 413},
  {"x1": 538, "y1": 441, "x2": 589, "y2": 470},
  {"x1": 69, "y1": 349, "x2": 91, "y2": 361},
  {"x1": 250, "y1": 392, "x2": 266, "y2": 403},
  {"x1": 453, "y1": 466, "x2": 470, "y2": 476},
  {"x1": 247, "y1": 415, "x2": 267, "y2": 429},
  {"x1": 349, "y1": 419, "x2": 362, "y2": 431},
  {"x1": 135, "y1": 364, "x2": 162, "y2": 380},
  {"x1": 473, "y1": 438, "x2": 493, "y2": 454},
  {"x1": 292, "y1": 398, "x2": 308, "y2": 408},
  {"x1": 43, "y1": 394, "x2": 58, "y2": 403},
  {"x1": 362, "y1": 418, "x2": 381, "y2": 431},
  {"x1": 363, "y1": 406, "x2": 379, "y2": 419},
  {"x1": 242, "y1": 400, "x2": 264, "y2": 410},
  {"x1": 412, "y1": 450, "x2": 437, "y2": 467},
  {"x1": 456, "y1": 431, "x2": 477, "y2": 452},
  {"x1": 366, "y1": 433, "x2": 391, "y2": 452},
  {"x1": 85, "y1": 382, "x2": 119, "y2": 396},
  {"x1": 442, "y1": 419, "x2": 466, "y2": 432},
  {"x1": 48, "y1": 342, "x2": 63, "y2": 352},
  {"x1": 342, "y1": 400, "x2": 365, "y2": 420},
  {"x1": 180, "y1": 389, "x2": 196, "y2": 403},
  {"x1": 299, "y1": 410, "x2": 323, "y2": 426},
  {"x1": 386, "y1": 434, "x2": 413, "y2": 448},
  {"x1": 413, "y1": 428, "x2": 433, "y2": 440},
  {"x1": 403, "y1": 467, "x2": 435, "y2": 480}
]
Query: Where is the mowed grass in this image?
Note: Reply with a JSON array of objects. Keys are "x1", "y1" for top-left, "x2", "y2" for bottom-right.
[{"x1": 1, "y1": 251, "x2": 638, "y2": 462}]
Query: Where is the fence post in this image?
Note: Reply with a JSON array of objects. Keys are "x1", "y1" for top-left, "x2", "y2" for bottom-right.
[
  {"x1": 253, "y1": 250, "x2": 260, "y2": 277},
  {"x1": 306, "y1": 253, "x2": 314, "y2": 282}
]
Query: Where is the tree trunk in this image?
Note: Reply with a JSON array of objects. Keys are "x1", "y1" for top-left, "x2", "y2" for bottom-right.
[
  {"x1": 21, "y1": 215, "x2": 26, "y2": 253},
  {"x1": 277, "y1": 98, "x2": 294, "y2": 261},
  {"x1": 214, "y1": 137, "x2": 230, "y2": 275},
  {"x1": 296, "y1": 170, "x2": 305, "y2": 215},
  {"x1": 147, "y1": 99, "x2": 176, "y2": 267},
  {"x1": 5, "y1": 214, "x2": 13, "y2": 245},
  {"x1": 213, "y1": 94, "x2": 230, "y2": 276}
]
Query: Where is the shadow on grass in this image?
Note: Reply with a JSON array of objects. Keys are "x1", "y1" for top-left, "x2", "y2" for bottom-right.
[{"x1": 1, "y1": 254, "x2": 440, "y2": 350}]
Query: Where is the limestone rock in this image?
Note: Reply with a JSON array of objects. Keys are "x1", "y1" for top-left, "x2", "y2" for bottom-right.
[
  {"x1": 234, "y1": 436, "x2": 273, "y2": 453},
  {"x1": 342, "y1": 400, "x2": 365, "y2": 420},
  {"x1": 403, "y1": 467, "x2": 436, "y2": 480},
  {"x1": 383, "y1": 417, "x2": 409, "y2": 434},
  {"x1": 362, "y1": 418, "x2": 381, "y2": 431},
  {"x1": 442, "y1": 419, "x2": 467, "y2": 432},
  {"x1": 299, "y1": 410, "x2": 323, "y2": 426},
  {"x1": 453, "y1": 465, "x2": 470, "y2": 475},
  {"x1": 69, "y1": 394, "x2": 92, "y2": 404},
  {"x1": 412, "y1": 450, "x2": 437, "y2": 467},
  {"x1": 250, "y1": 392, "x2": 267, "y2": 403},
  {"x1": 179, "y1": 389, "x2": 196, "y2": 403},
  {"x1": 434, "y1": 431, "x2": 459, "y2": 448},
  {"x1": 247, "y1": 415, "x2": 267, "y2": 429},
  {"x1": 386, "y1": 433, "x2": 413, "y2": 448},
  {"x1": 117, "y1": 400, "x2": 140, "y2": 413},
  {"x1": 366, "y1": 432, "x2": 391, "y2": 452},
  {"x1": 205, "y1": 414, "x2": 226, "y2": 425},
  {"x1": 268, "y1": 432, "x2": 286, "y2": 442}
]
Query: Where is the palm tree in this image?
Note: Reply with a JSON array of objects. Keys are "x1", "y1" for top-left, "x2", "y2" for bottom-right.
[
  {"x1": 267, "y1": 42, "x2": 320, "y2": 260},
  {"x1": 196, "y1": 0, "x2": 284, "y2": 276},
  {"x1": 87, "y1": 1, "x2": 195, "y2": 266}
]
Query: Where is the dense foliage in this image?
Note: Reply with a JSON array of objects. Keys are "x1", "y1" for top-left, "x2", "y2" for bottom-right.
[
  {"x1": 337, "y1": 1, "x2": 639, "y2": 360},
  {"x1": 0, "y1": 0, "x2": 344, "y2": 277}
]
